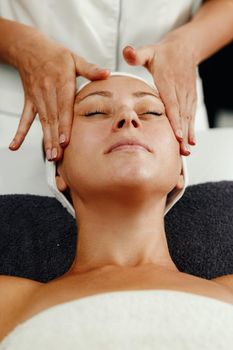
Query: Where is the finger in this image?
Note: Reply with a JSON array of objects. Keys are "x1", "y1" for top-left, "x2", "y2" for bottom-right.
[
  {"x1": 175, "y1": 80, "x2": 197, "y2": 153},
  {"x1": 179, "y1": 139, "x2": 190, "y2": 157},
  {"x1": 175, "y1": 86, "x2": 189, "y2": 151},
  {"x1": 156, "y1": 79, "x2": 183, "y2": 142},
  {"x1": 122, "y1": 45, "x2": 155, "y2": 69},
  {"x1": 179, "y1": 102, "x2": 191, "y2": 156},
  {"x1": 179, "y1": 118, "x2": 191, "y2": 156},
  {"x1": 9, "y1": 99, "x2": 36, "y2": 151},
  {"x1": 188, "y1": 107, "x2": 197, "y2": 146},
  {"x1": 73, "y1": 54, "x2": 110, "y2": 81},
  {"x1": 187, "y1": 93, "x2": 197, "y2": 146},
  {"x1": 42, "y1": 83, "x2": 62, "y2": 161},
  {"x1": 41, "y1": 120, "x2": 53, "y2": 161},
  {"x1": 57, "y1": 78, "x2": 76, "y2": 149},
  {"x1": 34, "y1": 89, "x2": 53, "y2": 161},
  {"x1": 179, "y1": 81, "x2": 197, "y2": 147}
]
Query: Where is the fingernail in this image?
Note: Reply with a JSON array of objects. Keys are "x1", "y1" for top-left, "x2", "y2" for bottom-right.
[
  {"x1": 59, "y1": 134, "x2": 66, "y2": 144},
  {"x1": 185, "y1": 144, "x2": 191, "y2": 153},
  {"x1": 94, "y1": 67, "x2": 107, "y2": 72},
  {"x1": 46, "y1": 149, "x2": 52, "y2": 160},
  {"x1": 51, "y1": 148, "x2": 57, "y2": 159},
  {"x1": 125, "y1": 45, "x2": 135, "y2": 50},
  {"x1": 191, "y1": 136, "x2": 196, "y2": 145},
  {"x1": 9, "y1": 140, "x2": 16, "y2": 148},
  {"x1": 176, "y1": 129, "x2": 183, "y2": 139}
]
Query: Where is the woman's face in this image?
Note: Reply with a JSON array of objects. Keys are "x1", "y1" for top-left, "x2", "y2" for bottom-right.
[{"x1": 57, "y1": 76, "x2": 183, "y2": 201}]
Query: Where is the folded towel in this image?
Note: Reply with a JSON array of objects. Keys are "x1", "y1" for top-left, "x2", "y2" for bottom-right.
[{"x1": 1, "y1": 290, "x2": 233, "y2": 349}]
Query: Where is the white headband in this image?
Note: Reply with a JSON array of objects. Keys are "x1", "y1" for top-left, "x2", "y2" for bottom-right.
[{"x1": 46, "y1": 71, "x2": 188, "y2": 218}]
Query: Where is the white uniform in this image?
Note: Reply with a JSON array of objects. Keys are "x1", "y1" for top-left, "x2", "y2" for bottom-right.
[
  {"x1": 0, "y1": 0, "x2": 208, "y2": 195},
  {"x1": 0, "y1": 0, "x2": 207, "y2": 125}
]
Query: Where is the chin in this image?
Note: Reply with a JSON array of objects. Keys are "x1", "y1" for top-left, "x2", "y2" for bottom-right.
[
  {"x1": 113, "y1": 167, "x2": 153, "y2": 180},
  {"x1": 108, "y1": 173, "x2": 157, "y2": 192}
]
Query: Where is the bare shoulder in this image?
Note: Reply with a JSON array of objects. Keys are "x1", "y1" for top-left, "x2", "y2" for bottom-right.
[
  {"x1": 0, "y1": 275, "x2": 44, "y2": 341},
  {"x1": 211, "y1": 274, "x2": 233, "y2": 294},
  {"x1": 0, "y1": 274, "x2": 43, "y2": 298}
]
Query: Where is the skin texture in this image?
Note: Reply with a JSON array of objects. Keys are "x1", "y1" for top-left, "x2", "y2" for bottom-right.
[{"x1": 55, "y1": 75, "x2": 184, "y2": 275}]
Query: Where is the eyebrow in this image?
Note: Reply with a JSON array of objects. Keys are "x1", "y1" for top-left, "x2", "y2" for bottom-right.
[{"x1": 76, "y1": 90, "x2": 160, "y2": 103}]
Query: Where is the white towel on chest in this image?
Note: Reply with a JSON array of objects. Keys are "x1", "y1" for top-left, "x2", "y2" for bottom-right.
[{"x1": 1, "y1": 290, "x2": 233, "y2": 350}]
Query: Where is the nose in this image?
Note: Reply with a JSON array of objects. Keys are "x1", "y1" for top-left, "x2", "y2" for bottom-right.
[{"x1": 112, "y1": 109, "x2": 142, "y2": 130}]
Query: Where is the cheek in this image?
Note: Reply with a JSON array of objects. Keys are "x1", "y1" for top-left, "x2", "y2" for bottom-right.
[
  {"x1": 69, "y1": 121, "x2": 103, "y2": 156},
  {"x1": 150, "y1": 121, "x2": 181, "y2": 181},
  {"x1": 150, "y1": 119, "x2": 179, "y2": 155},
  {"x1": 61, "y1": 121, "x2": 105, "y2": 185}
]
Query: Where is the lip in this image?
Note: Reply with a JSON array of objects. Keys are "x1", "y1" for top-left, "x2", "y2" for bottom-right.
[{"x1": 105, "y1": 138, "x2": 152, "y2": 154}]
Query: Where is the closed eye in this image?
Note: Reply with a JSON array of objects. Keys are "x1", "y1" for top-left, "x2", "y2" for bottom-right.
[
  {"x1": 84, "y1": 110, "x2": 163, "y2": 117},
  {"x1": 84, "y1": 110, "x2": 105, "y2": 116},
  {"x1": 143, "y1": 111, "x2": 163, "y2": 116}
]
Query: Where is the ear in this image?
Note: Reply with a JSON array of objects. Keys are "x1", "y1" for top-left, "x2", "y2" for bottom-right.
[{"x1": 55, "y1": 164, "x2": 68, "y2": 192}]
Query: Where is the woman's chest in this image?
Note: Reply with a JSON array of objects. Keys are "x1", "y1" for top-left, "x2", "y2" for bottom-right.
[{"x1": 18, "y1": 268, "x2": 233, "y2": 327}]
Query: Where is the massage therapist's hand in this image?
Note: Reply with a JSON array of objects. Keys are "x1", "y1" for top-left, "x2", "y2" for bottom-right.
[
  {"x1": 123, "y1": 37, "x2": 197, "y2": 156},
  {"x1": 8, "y1": 31, "x2": 110, "y2": 161}
]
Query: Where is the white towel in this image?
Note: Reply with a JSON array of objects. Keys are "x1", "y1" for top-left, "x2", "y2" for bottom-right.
[
  {"x1": 45, "y1": 71, "x2": 188, "y2": 219},
  {"x1": 1, "y1": 290, "x2": 233, "y2": 350}
]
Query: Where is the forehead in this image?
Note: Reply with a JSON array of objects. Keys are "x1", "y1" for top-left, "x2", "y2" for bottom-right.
[{"x1": 76, "y1": 76, "x2": 158, "y2": 101}]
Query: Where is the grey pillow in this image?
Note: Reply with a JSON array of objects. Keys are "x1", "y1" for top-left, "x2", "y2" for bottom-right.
[{"x1": 0, "y1": 181, "x2": 233, "y2": 283}]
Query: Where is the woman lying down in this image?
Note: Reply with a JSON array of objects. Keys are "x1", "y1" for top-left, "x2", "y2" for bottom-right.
[{"x1": 1, "y1": 72, "x2": 233, "y2": 348}]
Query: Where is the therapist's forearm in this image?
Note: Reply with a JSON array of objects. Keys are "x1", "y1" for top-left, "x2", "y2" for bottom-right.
[
  {"x1": 164, "y1": 0, "x2": 233, "y2": 65},
  {"x1": 0, "y1": 18, "x2": 46, "y2": 68}
]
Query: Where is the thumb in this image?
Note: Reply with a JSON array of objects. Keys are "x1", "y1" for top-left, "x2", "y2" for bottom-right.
[
  {"x1": 73, "y1": 53, "x2": 110, "y2": 81},
  {"x1": 123, "y1": 45, "x2": 155, "y2": 68}
]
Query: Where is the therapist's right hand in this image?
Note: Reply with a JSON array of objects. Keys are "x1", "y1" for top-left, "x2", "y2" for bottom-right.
[{"x1": 8, "y1": 31, "x2": 110, "y2": 161}]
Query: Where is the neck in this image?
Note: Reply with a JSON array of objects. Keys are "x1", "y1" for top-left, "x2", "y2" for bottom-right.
[{"x1": 67, "y1": 193, "x2": 178, "y2": 275}]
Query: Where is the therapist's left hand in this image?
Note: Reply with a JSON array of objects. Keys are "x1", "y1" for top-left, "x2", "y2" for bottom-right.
[{"x1": 123, "y1": 39, "x2": 197, "y2": 156}]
